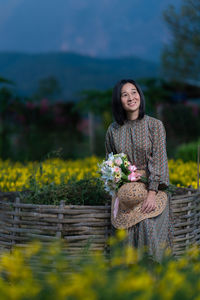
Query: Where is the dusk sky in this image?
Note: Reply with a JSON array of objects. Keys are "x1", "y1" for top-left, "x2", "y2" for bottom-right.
[{"x1": 0, "y1": 0, "x2": 181, "y2": 62}]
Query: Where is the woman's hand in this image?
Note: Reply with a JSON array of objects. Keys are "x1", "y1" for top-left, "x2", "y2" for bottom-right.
[
  {"x1": 141, "y1": 190, "x2": 157, "y2": 213},
  {"x1": 134, "y1": 171, "x2": 142, "y2": 181}
]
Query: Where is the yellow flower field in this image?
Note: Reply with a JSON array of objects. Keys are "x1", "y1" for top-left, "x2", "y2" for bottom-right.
[
  {"x1": 0, "y1": 232, "x2": 200, "y2": 300},
  {"x1": 168, "y1": 159, "x2": 198, "y2": 189},
  {"x1": 0, "y1": 157, "x2": 199, "y2": 192}
]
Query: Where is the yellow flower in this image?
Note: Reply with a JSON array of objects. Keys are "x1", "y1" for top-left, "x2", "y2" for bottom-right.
[
  {"x1": 116, "y1": 229, "x2": 127, "y2": 241},
  {"x1": 0, "y1": 157, "x2": 198, "y2": 192}
]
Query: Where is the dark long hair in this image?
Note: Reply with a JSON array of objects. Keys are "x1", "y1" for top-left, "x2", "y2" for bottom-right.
[{"x1": 112, "y1": 79, "x2": 145, "y2": 125}]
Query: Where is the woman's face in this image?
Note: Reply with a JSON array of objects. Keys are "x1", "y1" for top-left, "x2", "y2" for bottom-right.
[{"x1": 121, "y1": 82, "x2": 141, "y2": 114}]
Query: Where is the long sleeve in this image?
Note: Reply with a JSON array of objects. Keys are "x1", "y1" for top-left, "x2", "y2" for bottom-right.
[
  {"x1": 105, "y1": 124, "x2": 116, "y2": 159},
  {"x1": 148, "y1": 120, "x2": 169, "y2": 192}
]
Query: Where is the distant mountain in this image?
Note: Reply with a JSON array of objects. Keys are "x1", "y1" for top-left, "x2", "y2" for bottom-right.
[
  {"x1": 0, "y1": 0, "x2": 181, "y2": 61},
  {"x1": 0, "y1": 52, "x2": 159, "y2": 100}
]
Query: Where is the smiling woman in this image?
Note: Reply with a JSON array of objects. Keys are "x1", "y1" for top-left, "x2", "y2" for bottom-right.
[
  {"x1": 105, "y1": 78, "x2": 174, "y2": 262},
  {"x1": 120, "y1": 82, "x2": 141, "y2": 119}
]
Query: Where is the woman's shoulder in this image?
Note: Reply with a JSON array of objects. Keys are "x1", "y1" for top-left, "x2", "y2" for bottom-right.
[
  {"x1": 145, "y1": 115, "x2": 166, "y2": 139},
  {"x1": 145, "y1": 114, "x2": 164, "y2": 128},
  {"x1": 106, "y1": 121, "x2": 120, "y2": 132}
]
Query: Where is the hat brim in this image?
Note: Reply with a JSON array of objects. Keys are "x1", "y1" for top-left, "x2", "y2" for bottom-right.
[{"x1": 111, "y1": 189, "x2": 168, "y2": 229}]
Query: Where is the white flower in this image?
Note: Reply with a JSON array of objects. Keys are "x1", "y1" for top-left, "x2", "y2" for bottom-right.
[
  {"x1": 108, "y1": 152, "x2": 115, "y2": 160},
  {"x1": 114, "y1": 157, "x2": 122, "y2": 166},
  {"x1": 106, "y1": 160, "x2": 113, "y2": 167},
  {"x1": 98, "y1": 152, "x2": 132, "y2": 196}
]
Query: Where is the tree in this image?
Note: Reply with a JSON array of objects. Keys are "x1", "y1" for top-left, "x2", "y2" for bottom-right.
[
  {"x1": 0, "y1": 77, "x2": 15, "y2": 159},
  {"x1": 76, "y1": 89, "x2": 113, "y2": 130},
  {"x1": 75, "y1": 89, "x2": 113, "y2": 155},
  {"x1": 161, "y1": 0, "x2": 200, "y2": 82},
  {"x1": 138, "y1": 77, "x2": 172, "y2": 115},
  {"x1": 0, "y1": 77, "x2": 14, "y2": 85},
  {"x1": 34, "y1": 76, "x2": 61, "y2": 101}
]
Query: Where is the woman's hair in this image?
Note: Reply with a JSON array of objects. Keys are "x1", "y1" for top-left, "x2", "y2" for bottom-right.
[{"x1": 112, "y1": 79, "x2": 145, "y2": 125}]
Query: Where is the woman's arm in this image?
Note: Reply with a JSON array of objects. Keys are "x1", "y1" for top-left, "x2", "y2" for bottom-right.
[
  {"x1": 147, "y1": 120, "x2": 169, "y2": 192},
  {"x1": 105, "y1": 125, "x2": 116, "y2": 159},
  {"x1": 142, "y1": 119, "x2": 169, "y2": 213}
]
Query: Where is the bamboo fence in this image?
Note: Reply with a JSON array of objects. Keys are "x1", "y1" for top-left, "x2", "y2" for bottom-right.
[
  {"x1": 0, "y1": 190, "x2": 200, "y2": 257},
  {"x1": 171, "y1": 190, "x2": 200, "y2": 256},
  {"x1": 0, "y1": 193, "x2": 111, "y2": 254}
]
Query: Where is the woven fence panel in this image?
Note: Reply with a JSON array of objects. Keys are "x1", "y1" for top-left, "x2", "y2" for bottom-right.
[
  {"x1": 0, "y1": 191, "x2": 200, "y2": 256},
  {"x1": 195, "y1": 191, "x2": 200, "y2": 245},
  {"x1": 171, "y1": 191, "x2": 199, "y2": 257},
  {"x1": 0, "y1": 196, "x2": 111, "y2": 253}
]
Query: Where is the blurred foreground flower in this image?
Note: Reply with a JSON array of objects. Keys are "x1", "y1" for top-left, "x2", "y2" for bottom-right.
[{"x1": 0, "y1": 234, "x2": 200, "y2": 299}]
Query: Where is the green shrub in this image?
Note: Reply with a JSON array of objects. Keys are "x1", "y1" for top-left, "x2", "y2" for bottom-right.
[
  {"x1": 175, "y1": 139, "x2": 200, "y2": 162},
  {"x1": 20, "y1": 177, "x2": 110, "y2": 205}
]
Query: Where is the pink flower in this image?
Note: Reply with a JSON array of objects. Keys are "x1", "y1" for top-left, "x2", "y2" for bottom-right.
[
  {"x1": 40, "y1": 98, "x2": 49, "y2": 113},
  {"x1": 114, "y1": 166, "x2": 121, "y2": 173},
  {"x1": 114, "y1": 158, "x2": 122, "y2": 166},
  {"x1": 77, "y1": 119, "x2": 89, "y2": 135},
  {"x1": 128, "y1": 165, "x2": 137, "y2": 172},
  {"x1": 128, "y1": 172, "x2": 137, "y2": 182},
  {"x1": 26, "y1": 101, "x2": 35, "y2": 110}
]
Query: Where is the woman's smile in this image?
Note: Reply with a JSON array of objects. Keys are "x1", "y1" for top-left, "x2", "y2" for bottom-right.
[{"x1": 128, "y1": 101, "x2": 137, "y2": 106}]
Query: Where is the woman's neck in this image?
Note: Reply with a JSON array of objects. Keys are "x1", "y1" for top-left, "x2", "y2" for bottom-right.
[{"x1": 126, "y1": 110, "x2": 139, "y2": 120}]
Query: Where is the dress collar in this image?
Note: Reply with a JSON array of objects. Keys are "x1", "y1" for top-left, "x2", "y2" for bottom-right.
[{"x1": 124, "y1": 114, "x2": 146, "y2": 125}]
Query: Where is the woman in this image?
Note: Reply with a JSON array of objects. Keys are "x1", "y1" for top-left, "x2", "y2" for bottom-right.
[{"x1": 105, "y1": 79, "x2": 174, "y2": 262}]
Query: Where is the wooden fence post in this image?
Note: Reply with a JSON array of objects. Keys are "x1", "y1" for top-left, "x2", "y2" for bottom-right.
[
  {"x1": 104, "y1": 202, "x2": 110, "y2": 254},
  {"x1": 56, "y1": 200, "x2": 65, "y2": 238},
  {"x1": 186, "y1": 191, "x2": 192, "y2": 248},
  {"x1": 12, "y1": 197, "x2": 20, "y2": 247}
]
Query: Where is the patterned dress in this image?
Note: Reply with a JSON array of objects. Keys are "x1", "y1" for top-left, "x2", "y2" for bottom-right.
[{"x1": 105, "y1": 114, "x2": 174, "y2": 262}]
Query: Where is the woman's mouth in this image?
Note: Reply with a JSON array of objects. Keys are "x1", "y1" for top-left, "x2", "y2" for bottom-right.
[{"x1": 128, "y1": 102, "x2": 137, "y2": 106}]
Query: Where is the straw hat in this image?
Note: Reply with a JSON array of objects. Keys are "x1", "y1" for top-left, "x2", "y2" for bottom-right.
[{"x1": 111, "y1": 170, "x2": 168, "y2": 229}]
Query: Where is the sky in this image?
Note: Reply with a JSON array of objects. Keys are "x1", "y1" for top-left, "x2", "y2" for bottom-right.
[{"x1": 0, "y1": 0, "x2": 181, "y2": 62}]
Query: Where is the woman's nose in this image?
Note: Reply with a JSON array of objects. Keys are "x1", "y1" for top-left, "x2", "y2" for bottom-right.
[{"x1": 128, "y1": 95, "x2": 134, "y2": 100}]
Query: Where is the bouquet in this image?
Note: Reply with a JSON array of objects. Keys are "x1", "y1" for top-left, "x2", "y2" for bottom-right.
[
  {"x1": 98, "y1": 152, "x2": 177, "y2": 197},
  {"x1": 98, "y1": 152, "x2": 145, "y2": 197}
]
